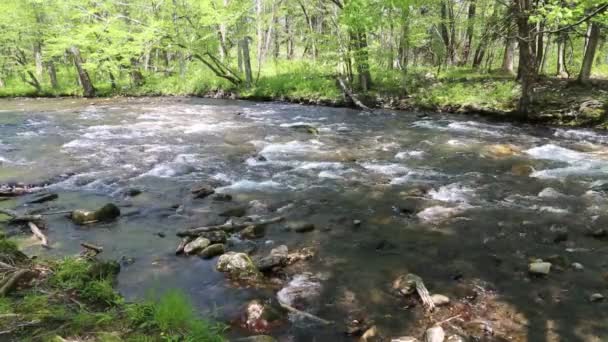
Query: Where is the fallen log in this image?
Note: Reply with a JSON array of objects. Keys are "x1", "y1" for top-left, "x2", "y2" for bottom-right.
[
  {"x1": 336, "y1": 76, "x2": 373, "y2": 112},
  {"x1": 27, "y1": 222, "x2": 49, "y2": 248},
  {"x1": 177, "y1": 217, "x2": 284, "y2": 237},
  {"x1": 0, "y1": 269, "x2": 31, "y2": 296},
  {"x1": 0, "y1": 208, "x2": 42, "y2": 223}
]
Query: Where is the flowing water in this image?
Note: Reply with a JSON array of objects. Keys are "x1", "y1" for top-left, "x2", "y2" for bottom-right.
[{"x1": 1, "y1": 97, "x2": 608, "y2": 341}]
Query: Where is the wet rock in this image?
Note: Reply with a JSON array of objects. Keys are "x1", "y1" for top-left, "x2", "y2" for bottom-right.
[
  {"x1": 589, "y1": 293, "x2": 604, "y2": 302},
  {"x1": 217, "y1": 252, "x2": 261, "y2": 280},
  {"x1": 212, "y1": 193, "x2": 232, "y2": 201},
  {"x1": 571, "y1": 262, "x2": 584, "y2": 271},
  {"x1": 391, "y1": 337, "x2": 420, "y2": 342},
  {"x1": 587, "y1": 228, "x2": 607, "y2": 239},
  {"x1": 289, "y1": 124, "x2": 319, "y2": 135},
  {"x1": 124, "y1": 188, "x2": 142, "y2": 197},
  {"x1": 200, "y1": 243, "x2": 225, "y2": 259},
  {"x1": 360, "y1": 325, "x2": 380, "y2": 342},
  {"x1": 430, "y1": 294, "x2": 450, "y2": 306},
  {"x1": 446, "y1": 335, "x2": 467, "y2": 342},
  {"x1": 579, "y1": 99, "x2": 604, "y2": 117},
  {"x1": 234, "y1": 335, "x2": 277, "y2": 342},
  {"x1": 550, "y1": 226, "x2": 569, "y2": 243},
  {"x1": 392, "y1": 274, "x2": 417, "y2": 296},
  {"x1": 199, "y1": 231, "x2": 228, "y2": 244},
  {"x1": 220, "y1": 206, "x2": 247, "y2": 218},
  {"x1": 375, "y1": 239, "x2": 397, "y2": 252},
  {"x1": 292, "y1": 223, "x2": 315, "y2": 233},
  {"x1": 184, "y1": 237, "x2": 211, "y2": 255},
  {"x1": 511, "y1": 164, "x2": 534, "y2": 176},
  {"x1": 353, "y1": 220, "x2": 362, "y2": 227},
  {"x1": 538, "y1": 187, "x2": 564, "y2": 198},
  {"x1": 256, "y1": 245, "x2": 289, "y2": 272},
  {"x1": 425, "y1": 326, "x2": 445, "y2": 342},
  {"x1": 482, "y1": 144, "x2": 521, "y2": 158},
  {"x1": 277, "y1": 273, "x2": 322, "y2": 310},
  {"x1": 191, "y1": 184, "x2": 215, "y2": 199},
  {"x1": 241, "y1": 225, "x2": 265, "y2": 239},
  {"x1": 529, "y1": 261, "x2": 551, "y2": 275},
  {"x1": 71, "y1": 203, "x2": 121, "y2": 224},
  {"x1": 27, "y1": 192, "x2": 58, "y2": 204}
]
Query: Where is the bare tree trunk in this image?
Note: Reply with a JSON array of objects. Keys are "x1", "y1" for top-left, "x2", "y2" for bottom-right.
[
  {"x1": 130, "y1": 58, "x2": 145, "y2": 86},
  {"x1": 69, "y1": 46, "x2": 95, "y2": 97},
  {"x1": 285, "y1": 16, "x2": 294, "y2": 60},
  {"x1": 514, "y1": 0, "x2": 536, "y2": 118},
  {"x1": 240, "y1": 38, "x2": 253, "y2": 87},
  {"x1": 351, "y1": 31, "x2": 372, "y2": 91},
  {"x1": 556, "y1": 32, "x2": 567, "y2": 77},
  {"x1": 34, "y1": 42, "x2": 43, "y2": 77},
  {"x1": 501, "y1": 37, "x2": 515, "y2": 74},
  {"x1": 440, "y1": 1, "x2": 452, "y2": 65},
  {"x1": 219, "y1": 0, "x2": 230, "y2": 61},
  {"x1": 462, "y1": 0, "x2": 476, "y2": 64},
  {"x1": 47, "y1": 61, "x2": 58, "y2": 89},
  {"x1": 578, "y1": 22, "x2": 601, "y2": 83},
  {"x1": 256, "y1": 0, "x2": 264, "y2": 64},
  {"x1": 238, "y1": 42, "x2": 244, "y2": 73},
  {"x1": 0, "y1": 77, "x2": 4, "y2": 88}
]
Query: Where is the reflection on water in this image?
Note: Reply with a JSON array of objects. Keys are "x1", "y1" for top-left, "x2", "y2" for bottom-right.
[{"x1": 1, "y1": 97, "x2": 608, "y2": 341}]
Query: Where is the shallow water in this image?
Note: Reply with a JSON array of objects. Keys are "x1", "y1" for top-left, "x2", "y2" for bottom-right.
[{"x1": 1, "y1": 97, "x2": 608, "y2": 341}]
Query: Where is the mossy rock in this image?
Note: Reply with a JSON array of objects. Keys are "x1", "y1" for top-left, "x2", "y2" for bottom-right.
[{"x1": 72, "y1": 203, "x2": 121, "y2": 224}]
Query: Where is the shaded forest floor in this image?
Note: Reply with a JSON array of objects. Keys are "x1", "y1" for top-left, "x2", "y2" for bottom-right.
[{"x1": 1, "y1": 66, "x2": 607, "y2": 129}]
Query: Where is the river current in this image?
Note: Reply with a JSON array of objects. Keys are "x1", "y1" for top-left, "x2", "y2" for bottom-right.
[{"x1": 1, "y1": 97, "x2": 607, "y2": 341}]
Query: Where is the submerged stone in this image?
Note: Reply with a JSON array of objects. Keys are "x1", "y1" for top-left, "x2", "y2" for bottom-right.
[
  {"x1": 200, "y1": 243, "x2": 225, "y2": 259},
  {"x1": 256, "y1": 245, "x2": 289, "y2": 272}
]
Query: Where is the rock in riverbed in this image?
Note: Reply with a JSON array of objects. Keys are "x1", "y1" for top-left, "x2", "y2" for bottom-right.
[
  {"x1": 391, "y1": 337, "x2": 419, "y2": 342},
  {"x1": 71, "y1": 203, "x2": 121, "y2": 224},
  {"x1": 529, "y1": 261, "x2": 552, "y2": 275},
  {"x1": 589, "y1": 293, "x2": 604, "y2": 302},
  {"x1": 200, "y1": 243, "x2": 225, "y2": 259},
  {"x1": 184, "y1": 237, "x2": 211, "y2": 255},
  {"x1": 277, "y1": 273, "x2": 322, "y2": 310},
  {"x1": 217, "y1": 252, "x2": 261, "y2": 281},
  {"x1": 255, "y1": 245, "x2": 289, "y2": 272},
  {"x1": 191, "y1": 184, "x2": 215, "y2": 199},
  {"x1": 291, "y1": 223, "x2": 315, "y2": 233},
  {"x1": 425, "y1": 326, "x2": 445, "y2": 342},
  {"x1": 430, "y1": 294, "x2": 450, "y2": 306}
]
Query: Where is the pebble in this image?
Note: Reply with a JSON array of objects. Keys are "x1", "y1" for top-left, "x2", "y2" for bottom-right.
[
  {"x1": 425, "y1": 326, "x2": 445, "y2": 342},
  {"x1": 529, "y1": 261, "x2": 551, "y2": 275},
  {"x1": 571, "y1": 262, "x2": 584, "y2": 270},
  {"x1": 589, "y1": 293, "x2": 604, "y2": 302},
  {"x1": 430, "y1": 294, "x2": 450, "y2": 306}
]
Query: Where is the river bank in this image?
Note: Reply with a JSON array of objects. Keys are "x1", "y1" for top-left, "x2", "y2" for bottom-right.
[{"x1": 1, "y1": 73, "x2": 606, "y2": 129}]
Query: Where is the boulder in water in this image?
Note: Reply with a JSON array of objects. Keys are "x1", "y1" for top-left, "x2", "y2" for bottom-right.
[
  {"x1": 529, "y1": 261, "x2": 551, "y2": 275},
  {"x1": 191, "y1": 184, "x2": 215, "y2": 199},
  {"x1": 71, "y1": 203, "x2": 121, "y2": 224},
  {"x1": 482, "y1": 144, "x2": 521, "y2": 158},
  {"x1": 511, "y1": 164, "x2": 534, "y2": 176},
  {"x1": 241, "y1": 224, "x2": 266, "y2": 239},
  {"x1": 277, "y1": 273, "x2": 322, "y2": 311},
  {"x1": 199, "y1": 230, "x2": 228, "y2": 244},
  {"x1": 200, "y1": 243, "x2": 225, "y2": 259},
  {"x1": 256, "y1": 245, "x2": 289, "y2": 272},
  {"x1": 184, "y1": 237, "x2": 211, "y2": 255},
  {"x1": 217, "y1": 252, "x2": 261, "y2": 281},
  {"x1": 425, "y1": 326, "x2": 445, "y2": 342}
]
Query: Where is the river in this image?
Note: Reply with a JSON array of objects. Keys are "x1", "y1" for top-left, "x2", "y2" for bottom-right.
[{"x1": 1, "y1": 97, "x2": 607, "y2": 341}]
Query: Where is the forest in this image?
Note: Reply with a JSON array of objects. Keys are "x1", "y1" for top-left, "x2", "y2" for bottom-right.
[{"x1": 0, "y1": 0, "x2": 607, "y2": 122}]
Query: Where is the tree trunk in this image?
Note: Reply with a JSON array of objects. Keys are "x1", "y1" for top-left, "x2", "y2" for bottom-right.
[
  {"x1": 440, "y1": 1, "x2": 452, "y2": 65},
  {"x1": 351, "y1": 31, "x2": 372, "y2": 92},
  {"x1": 556, "y1": 32, "x2": 567, "y2": 77},
  {"x1": 130, "y1": 58, "x2": 145, "y2": 86},
  {"x1": 501, "y1": 37, "x2": 515, "y2": 74},
  {"x1": 218, "y1": 0, "x2": 229, "y2": 61},
  {"x1": 237, "y1": 42, "x2": 244, "y2": 73},
  {"x1": 240, "y1": 38, "x2": 253, "y2": 87},
  {"x1": 578, "y1": 22, "x2": 601, "y2": 83},
  {"x1": 0, "y1": 78, "x2": 4, "y2": 88},
  {"x1": 286, "y1": 16, "x2": 294, "y2": 60},
  {"x1": 462, "y1": 0, "x2": 476, "y2": 65},
  {"x1": 47, "y1": 61, "x2": 58, "y2": 89},
  {"x1": 69, "y1": 46, "x2": 96, "y2": 97},
  {"x1": 34, "y1": 42, "x2": 43, "y2": 77},
  {"x1": 514, "y1": 0, "x2": 536, "y2": 118}
]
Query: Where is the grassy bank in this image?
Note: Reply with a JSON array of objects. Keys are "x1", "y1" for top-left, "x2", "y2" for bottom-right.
[
  {"x1": 1, "y1": 62, "x2": 607, "y2": 128},
  {"x1": 0, "y1": 234, "x2": 225, "y2": 342}
]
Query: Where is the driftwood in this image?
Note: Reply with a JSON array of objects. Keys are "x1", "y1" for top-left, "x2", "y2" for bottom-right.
[
  {"x1": 27, "y1": 222, "x2": 49, "y2": 248},
  {"x1": 279, "y1": 302, "x2": 333, "y2": 325},
  {"x1": 0, "y1": 269, "x2": 31, "y2": 296},
  {"x1": 177, "y1": 217, "x2": 284, "y2": 237},
  {"x1": 0, "y1": 209, "x2": 42, "y2": 224},
  {"x1": 336, "y1": 76, "x2": 373, "y2": 112}
]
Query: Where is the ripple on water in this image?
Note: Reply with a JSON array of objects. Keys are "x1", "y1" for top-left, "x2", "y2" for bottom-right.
[
  {"x1": 428, "y1": 183, "x2": 476, "y2": 203},
  {"x1": 526, "y1": 144, "x2": 608, "y2": 179}
]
